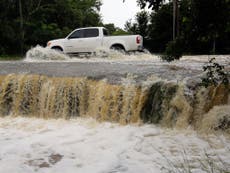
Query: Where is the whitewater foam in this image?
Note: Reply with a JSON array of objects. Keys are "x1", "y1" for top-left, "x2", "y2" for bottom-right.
[
  {"x1": 24, "y1": 46, "x2": 230, "y2": 75},
  {"x1": 24, "y1": 45, "x2": 160, "y2": 62},
  {"x1": 0, "y1": 117, "x2": 229, "y2": 173},
  {"x1": 25, "y1": 45, "x2": 69, "y2": 61}
]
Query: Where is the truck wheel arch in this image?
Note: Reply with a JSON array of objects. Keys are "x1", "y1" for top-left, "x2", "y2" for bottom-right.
[
  {"x1": 110, "y1": 44, "x2": 126, "y2": 51},
  {"x1": 51, "y1": 46, "x2": 63, "y2": 52}
]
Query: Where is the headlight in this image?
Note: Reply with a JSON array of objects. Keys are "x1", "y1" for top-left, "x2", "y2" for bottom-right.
[{"x1": 47, "y1": 41, "x2": 51, "y2": 47}]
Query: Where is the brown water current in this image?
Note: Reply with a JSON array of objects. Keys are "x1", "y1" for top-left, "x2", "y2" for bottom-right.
[{"x1": 0, "y1": 74, "x2": 229, "y2": 133}]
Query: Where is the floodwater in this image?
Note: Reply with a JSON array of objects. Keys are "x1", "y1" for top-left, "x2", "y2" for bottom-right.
[
  {"x1": 0, "y1": 45, "x2": 228, "y2": 83},
  {"x1": 0, "y1": 117, "x2": 229, "y2": 173},
  {"x1": 0, "y1": 46, "x2": 229, "y2": 173}
]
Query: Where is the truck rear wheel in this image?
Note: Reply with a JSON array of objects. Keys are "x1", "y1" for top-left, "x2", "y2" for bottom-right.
[{"x1": 110, "y1": 45, "x2": 125, "y2": 53}]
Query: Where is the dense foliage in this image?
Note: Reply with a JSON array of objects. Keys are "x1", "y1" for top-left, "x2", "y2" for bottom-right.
[
  {"x1": 161, "y1": 37, "x2": 184, "y2": 61},
  {"x1": 127, "y1": 0, "x2": 230, "y2": 55},
  {"x1": 0, "y1": 0, "x2": 229, "y2": 56},
  {"x1": 0, "y1": 0, "x2": 102, "y2": 55},
  {"x1": 137, "y1": 0, "x2": 165, "y2": 11}
]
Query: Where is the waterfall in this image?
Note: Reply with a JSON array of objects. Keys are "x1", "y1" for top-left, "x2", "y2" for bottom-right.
[{"x1": 0, "y1": 74, "x2": 229, "y2": 133}]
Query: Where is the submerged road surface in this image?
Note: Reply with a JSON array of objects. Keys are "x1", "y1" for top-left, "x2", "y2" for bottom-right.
[
  {"x1": 0, "y1": 46, "x2": 226, "y2": 83},
  {"x1": 0, "y1": 52, "x2": 230, "y2": 83},
  {"x1": 0, "y1": 60, "x2": 203, "y2": 83}
]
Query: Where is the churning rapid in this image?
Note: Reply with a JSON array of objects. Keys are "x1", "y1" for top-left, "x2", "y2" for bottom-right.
[{"x1": 0, "y1": 73, "x2": 229, "y2": 133}]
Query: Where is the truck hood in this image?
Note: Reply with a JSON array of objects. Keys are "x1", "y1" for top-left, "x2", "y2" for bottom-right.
[{"x1": 48, "y1": 38, "x2": 65, "y2": 45}]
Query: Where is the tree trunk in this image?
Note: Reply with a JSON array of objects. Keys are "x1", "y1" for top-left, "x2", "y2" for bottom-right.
[
  {"x1": 173, "y1": 0, "x2": 176, "y2": 40},
  {"x1": 212, "y1": 37, "x2": 216, "y2": 54},
  {"x1": 173, "y1": 0, "x2": 179, "y2": 41},
  {"x1": 176, "y1": 0, "x2": 179, "y2": 37},
  {"x1": 19, "y1": 0, "x2": 24, "y2": 56}
]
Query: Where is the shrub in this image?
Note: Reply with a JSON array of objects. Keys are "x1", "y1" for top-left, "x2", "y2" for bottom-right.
[
  {"x1": 201, "y1": 58, "x2": 229, "y2": 87},
  {"x1": 161, "y1": 37, "x2": 184, "y2": 62}
]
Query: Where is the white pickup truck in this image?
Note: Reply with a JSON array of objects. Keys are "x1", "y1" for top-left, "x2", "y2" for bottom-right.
[{"x1": 47, "y1": 27, "x2": 143, "y2": 54}]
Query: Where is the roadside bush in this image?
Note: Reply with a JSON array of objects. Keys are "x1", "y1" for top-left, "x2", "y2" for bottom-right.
[
  {"x1": 161, "y1": 37, "x2": 184, "y2": 62},
  {"x1": 201, "y1": 58, "x2": 229, "y2": 87}
]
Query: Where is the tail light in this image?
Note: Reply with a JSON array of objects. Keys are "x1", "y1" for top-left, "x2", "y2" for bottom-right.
[{"x1": 136, "y1": 36, "x2": 141, "y2": 44}]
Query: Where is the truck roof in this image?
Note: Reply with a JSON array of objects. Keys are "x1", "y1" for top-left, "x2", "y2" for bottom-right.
[{"x1": 74, "y1": 27, "x2": 105, "y2": 30}]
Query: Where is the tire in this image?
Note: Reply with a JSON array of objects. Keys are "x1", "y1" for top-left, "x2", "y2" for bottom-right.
[
  {"x1": 51, "y1": 47, "x2": 63, "y2": 53},
  {"x1": 110, "y1": 45, "x2": 125, "y2": 53}
]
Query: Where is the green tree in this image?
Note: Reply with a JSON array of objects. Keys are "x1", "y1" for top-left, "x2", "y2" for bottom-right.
[
  {"x1": 0, "y1": 0, "x2": 102, "y2": 55},
  {"x1": 124, "y1": 11, "x2": 149, "y2": 38},
  {"x1": 148, "y1": 3, "x2": 173, "y2": 52},
  {"x1": 112, "y1": 28, "x2": 129, "y2": 35},
  {"x1": 136, "y1": 11, "x2": 149, "y2": 38},
  {"x1": 136, "y1": 0, "x2": 179, "y2": 40},
  {"x1": 137, "y1": 0, "x2": 165, "y2": 11},
  {"x1": 189, "y1": 0, "x2": 229, "y2": 54},
  {"x1": 103, "y1": 23, "x2": 116, "y2": 34},
  {"x1": 178, "y1": 0, "x2": 230, "y2": 54},
  {"x1": 0, "y1": 0, "x2": 21, "y2": 54},
  {"x1": 124, "y1": 19, "x2": 138, "y2": 34},
  {"x1": 131, "y1": 0, "x2": 230, "y2": 55}
]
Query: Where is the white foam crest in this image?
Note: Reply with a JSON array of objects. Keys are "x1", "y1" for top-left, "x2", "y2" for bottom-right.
[
  {"x1": 121, "y1": 73, "x2": 138, "y2": 86},
  {"x1": 24, "y1": 45, "x2": 160, "y2": 62},
  {"x1": 200, "y1": 105, "x2": 230, "y2": 133},
  {"x1": 141, "y1": 75, "x2": 169, "y2": 89},
  {"x1": 181, "y1": 55, "x2": 230, "y2": 65},
  {"x1": 67, "y1": 50, "x2": 160, "y2": 63},
  {"x1": 23, "y1": 46, "x2": 229, "y2": 74},
  {"x1": 25, "y1": 45, "x2": 69, "y2": 61}
]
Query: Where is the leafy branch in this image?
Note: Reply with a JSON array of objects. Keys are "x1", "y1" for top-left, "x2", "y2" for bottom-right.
[{"x1": 201, "y1": 58, "x2": 229, "y2": 88}]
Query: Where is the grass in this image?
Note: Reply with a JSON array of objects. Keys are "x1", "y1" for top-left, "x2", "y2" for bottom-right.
[
  {"x1": 161, "y1": 149, "x2": 230, "y2": 173},
  {"x1": 152, "y1": 143, "x2": 230, "y2": 173},
  {"x1": 0, "y1": 55, "x2": 24, "y2": 61}
]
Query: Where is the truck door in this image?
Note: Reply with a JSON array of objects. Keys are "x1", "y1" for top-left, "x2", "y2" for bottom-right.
[
  {"x1": 65, "y1": 28, "x2": 102, "y2": 53},
  {"x1": 81, "y1": 29, "x2": 102, "y2": 52}
]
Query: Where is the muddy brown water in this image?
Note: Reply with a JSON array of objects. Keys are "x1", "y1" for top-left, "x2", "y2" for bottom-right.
[{"x1": 0, "y1": 52, "x2": 229, "y2": 132}]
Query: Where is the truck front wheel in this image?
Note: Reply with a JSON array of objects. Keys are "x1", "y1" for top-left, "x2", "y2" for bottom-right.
[{"x1": 51, "y1": 47, "x2": 63, "y2": 53}]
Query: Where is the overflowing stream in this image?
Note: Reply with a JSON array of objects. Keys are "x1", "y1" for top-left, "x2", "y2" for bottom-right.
[
  {"x1": 0, "y1": 46, "x2": 229, "y2": 172},
  {"x1": 0, "y1": 117, "x2": 229, "y2": 173}
]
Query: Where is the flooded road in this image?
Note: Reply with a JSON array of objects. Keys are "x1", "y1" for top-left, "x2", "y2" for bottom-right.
[
  {"x1": 0, "y1": 46, "x2": 229, "y2": 84},
  {"x1": 0, "y1": 60, "x2": 202, "y2": 83}
]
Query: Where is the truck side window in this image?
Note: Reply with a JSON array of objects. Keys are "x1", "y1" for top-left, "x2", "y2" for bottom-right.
[
  {"x1": 68, "y1": 30, "x2": 84, "y2": 39},
  {"x1": 83, "y1": 29, "x2": 99, "y2": 38},
  {"x1": 103, "y1": 29, "x2": 109, "y2": 36}
]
